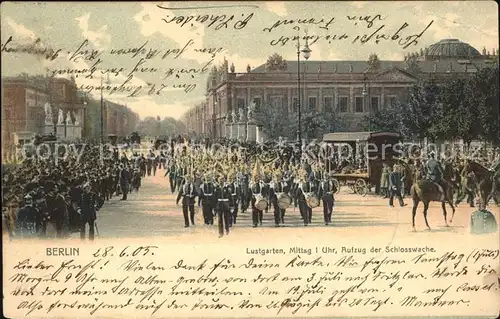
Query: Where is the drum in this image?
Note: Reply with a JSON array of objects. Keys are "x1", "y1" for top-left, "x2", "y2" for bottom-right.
[
  {"x1": 305, "y1": 193, "x2": 320, "y2": 208},
  {"x1": 254, "y1": 194, "x2": 268, "y2": 211},
  {"x1": 277, "y1": 192, "x2": 292, "y2": 210}
]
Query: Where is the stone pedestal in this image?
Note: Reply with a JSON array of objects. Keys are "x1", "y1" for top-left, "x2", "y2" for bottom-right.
[
  {"x1": 230, "y1": 123, "x2": 238, "y2": 140},
  {"x1": 44, "y1": 124, "x2": 54, "y2": 135},
  {"x1": 246, "y1": 122, "x2": 257, "y2": 142},
  {"x1": 237, "y1": 122, "x2": 246, "y2": 141},
  {"x1": 56, "y1": 124, "x2": 65, "y2": 139},
  {"x1": 256, "y1": 126, "x2": 267, "y2": 143}
]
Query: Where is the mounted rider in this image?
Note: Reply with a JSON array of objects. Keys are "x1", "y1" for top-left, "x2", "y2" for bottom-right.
[{"x1": 425, "y1": 151, "x2": 447, "y2": 195}]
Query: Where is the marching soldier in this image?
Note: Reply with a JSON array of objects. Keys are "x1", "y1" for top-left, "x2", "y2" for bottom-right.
[
  {"x1": 214, "y1": 176, "x2": 233, "y2": 237},
  {"x1": 165, "y1": 160, "x2": 177, "y2": 193},
  {"x1": 269, "y1": 171, "x2": 290, "y2": 227},
  {"x1": 226, "y1": 171, "x2": 240, "y2": 226},
  {"x1": 176, "y1": 174, "x2": 197, "y2": 227},
  {"x1": 198, "y1": 173, "x2": 216, "y2": 225},
  {"x1": 237, "y1": 165, "x2": 250, "y2": 214},
  {"x1": 175, "y1": 164, "x2": 186, "y2": 192},
  {"x1": 146, "y1": 150, "x2": 155, "y2": 176},
  {"x1": 318, "y1": 173, "x2": 336, "y2": 225},
  {"x1": 296, "y1": 169, "x2": 314, "y2": 226},
  {"x1": 250, "y1": 174, "x2": 268, "y2": 228}
]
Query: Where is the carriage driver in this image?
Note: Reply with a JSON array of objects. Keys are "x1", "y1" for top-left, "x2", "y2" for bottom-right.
[{"x1": 425, "y1": 151, "x2": 447, "y2": 195}]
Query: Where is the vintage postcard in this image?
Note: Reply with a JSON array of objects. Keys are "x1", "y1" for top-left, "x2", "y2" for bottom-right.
[{"x1": 1, "y1": 1, "x2": 499, "y2": 318}]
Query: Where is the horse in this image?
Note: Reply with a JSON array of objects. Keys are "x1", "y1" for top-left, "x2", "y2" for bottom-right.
[
  {"x1": 409, "y1": 168, "x2": 456, "y2": 231},
  {"x1": 458, "y1": 160, "x2": 496, "y2": 208}
]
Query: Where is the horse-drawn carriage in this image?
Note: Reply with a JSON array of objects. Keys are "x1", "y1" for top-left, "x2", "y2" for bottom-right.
[{"x1": 322, "y1": 131, "x2": 402, "y2": 196}]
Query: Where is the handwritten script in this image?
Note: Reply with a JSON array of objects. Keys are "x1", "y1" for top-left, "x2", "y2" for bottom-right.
[
  {"x1": 4, "y1": 242, "x2": 499, "y2": 317},
  {"x1": 1, "y1": 5, "x2": 435, "y2": 99}
]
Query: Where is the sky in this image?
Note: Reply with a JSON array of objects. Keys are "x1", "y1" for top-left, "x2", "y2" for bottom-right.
[{"x1": 1, "y1": 1, "x2": 498, "y2": 120}]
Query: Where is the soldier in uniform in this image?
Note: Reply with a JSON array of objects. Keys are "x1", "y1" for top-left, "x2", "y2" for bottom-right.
[
  {"x1": 425, "y1": 152, "x2": 447, "y2": 195},
  {"x1": 269, "y1": 170, "x2": 290, "y2": 227},
  {"x1": 146, "y1": 150, "x2": 154, "y2": 176},
  {"x1": 250, "y1": 174, "x2": 267, "y2": 228},
  {"x1": 214, "y1": 176, "x2": 233, "y2": 237},
  {"x1": 296, "y1": 169, "x2": 314, "y2": 226},
  {"x1": 198, "y1": 173, "x2": 216, "y2": 225},
  {"x1": 237, "y1": 165, "x2": 250, "y2": 214},
  {"x1": 226, "y1": 171, "x2": 240, "y2": 226},
  {"x1": 176, "y1": 174, "x2": 197, "y2": 227},
  {"x1": 175, "y1": 164, "x2": 186, "y2": 192},
  {"x1": 165, "y1": 160, "x2": 177, "y2": 193},
  {"x1": 318, "y1": 173, "x2": 336, "y2": 225},
  {"x1": 78, "y1": 182, "x2": 102, "y2": 241}
]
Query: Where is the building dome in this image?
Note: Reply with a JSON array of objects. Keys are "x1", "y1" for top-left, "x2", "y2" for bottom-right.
[{"x1": 426, "y1": 39, "x2": 481, "y2": 58}]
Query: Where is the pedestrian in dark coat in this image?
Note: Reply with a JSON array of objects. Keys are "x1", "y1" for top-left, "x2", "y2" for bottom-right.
[
  {"x1": 78, "y1": 182, "x2": 102, "y2": 240},
  {"x1": 119, "y1": 165, "x2": 130, "y2": 200},
  {"x1": 389, "y1": 165, "x2": 406, "y2": 207}
]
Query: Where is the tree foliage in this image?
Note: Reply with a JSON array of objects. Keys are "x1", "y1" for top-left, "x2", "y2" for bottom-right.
[
  {"x1": 368, "y1": 64, "x2": 500, "y2": 145},
  {"x1": 253, "y1": 104, "x2": 292, "y2": 139},
  {"x1": 137, "y1": 116, "x2": 185, "y2": 138}
]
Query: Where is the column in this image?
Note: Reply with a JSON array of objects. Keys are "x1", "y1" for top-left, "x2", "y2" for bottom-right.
[
  {"x1": 381, "y1": 85, "x2": 385, "y2": 110},
  {"x1": 287, "y1": 88, "x2": 292, "y2": 114},
  {"x1": 263, "y1": 87, "x2": 267, "y2": 106},
  {"x1": 319, "y1": 87, "x2": 323, "y2": 112},
  {"x1": 333, "y1": 87, "x2": 338, "y2": 112},
  {"x1": 247, "y1": 87, "x2": 251, "y2": 112},
  {"x1": 349, "y1": 86, "x2": 354, "y2": 113},
  {"x1": 232, "y1": 91, "x2": 236, "y2": 114}
]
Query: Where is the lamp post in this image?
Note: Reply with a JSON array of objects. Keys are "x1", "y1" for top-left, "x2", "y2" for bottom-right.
[
  {"x1": 100, "y1": 74, "x2": 111, "y2": 144},
  {"x1": 296, "y1": 36, "x2": 311, "y2": 143},
  {"x1": 362, "y1": 72, "x2": 370, "y2": 131}
]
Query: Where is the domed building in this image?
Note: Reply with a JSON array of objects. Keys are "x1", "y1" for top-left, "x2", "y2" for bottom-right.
[
  {"x1": 423, "y1": 38, "x2": 482, "y2": 60},
  {"x1": 184, "y1": 38, "x2": 498, "y2": 138}
]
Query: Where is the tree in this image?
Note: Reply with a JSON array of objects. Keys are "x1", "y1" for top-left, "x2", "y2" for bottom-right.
[
  {"x1": 431, "y1": 79, "x2": 466, "y2": 142},
  {"x1": 472, "y1": 65, "x2": 500, "y2": 145},
  {"x1": 400, "y1": 80, "x2": 440, "y2": 142},
  {"x1": 367, "y1": 107, "x2": 405, "y2": 134},
  {"x1": 367, "y1": 53, "x2": 381, "y2": 71},
  {"x1": 265, "y1": 53, "x2": 287, "y2": 71},
  {"x1": 253, "y1": 104, "x2": 292, "y2": 140},
  {"x1": 403, "y1": 55, "x2": 421, "y2": 74},
  {"x1": 288, "y1": 111, "x2": 337, "y2": 140},
  {"x1": 136, "y1": 116, "x2": 185, "y2": 138}
]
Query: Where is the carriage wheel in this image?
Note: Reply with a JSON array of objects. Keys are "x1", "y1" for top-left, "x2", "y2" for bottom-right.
[
  {"x1": 348, "y1": 182, "x2": 356, "y2": 193},
  {"x1": 355, "y1": 179, "x2": 368, "y2": 197},
  {"x1": 332, "y1": 178, "x2": 341, "y2": 194}
]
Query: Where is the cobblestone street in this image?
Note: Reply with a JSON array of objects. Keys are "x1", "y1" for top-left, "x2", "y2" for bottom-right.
[{"x1": 88, "y1": 168, "x2": 498, "y2": 241}]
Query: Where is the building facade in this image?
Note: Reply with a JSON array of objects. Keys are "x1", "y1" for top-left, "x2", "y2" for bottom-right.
[
  {"x1": 182, "y1": 39, "x2": 498, "y2": 138},
  {"x1": 2, "y1": 75, "x2": 84, "y2": 158},
  {"x1": 83, "y1": 97, "x2": 139, "y2": 142}
]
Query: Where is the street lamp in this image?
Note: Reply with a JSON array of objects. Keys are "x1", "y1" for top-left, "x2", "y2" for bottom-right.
[
  {"x1": 296, "y1": 36, "x2": 312, "y2": 143},
  {"x1": 362, "y1": 72, "x2": 370, "y2": 131},
  {"x1": 100, "y1": 74, "x2": 111, "y2": 144}
]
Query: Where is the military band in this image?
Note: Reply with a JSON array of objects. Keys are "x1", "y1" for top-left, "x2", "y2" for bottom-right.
[{"x1": 3, "y1": 136, "x2": 499, "y2": 240}]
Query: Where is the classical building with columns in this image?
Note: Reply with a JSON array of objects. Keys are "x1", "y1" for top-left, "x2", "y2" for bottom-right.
[
  {"x1": 182, "y1": 39, "x2": 498, "y2": 138},
  {"x1": 2, "y1": 75, "x2": 84, "y2": 159}
]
